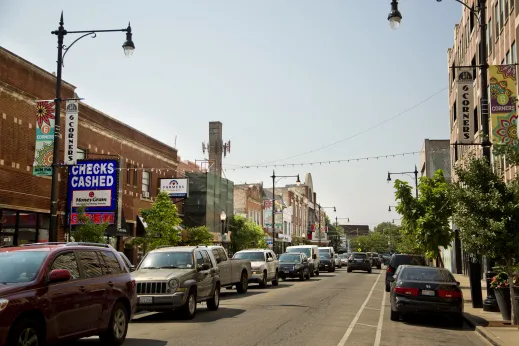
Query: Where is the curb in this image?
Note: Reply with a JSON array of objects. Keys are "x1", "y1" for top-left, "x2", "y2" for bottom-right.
[{"x1": 463, "y1": 313, "x2": 505, "y2": 346}]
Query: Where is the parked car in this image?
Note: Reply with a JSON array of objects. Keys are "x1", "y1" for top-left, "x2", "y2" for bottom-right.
[
  {"x1": 118, "y1": 251, "x2": 136, "y2": 272},
  {"x1": 0, "y1": 242, "x2": 136, "y2": 346},
  {"x1": 207, "y1": 245, "x2": 251, "y2": 293},
  {"x1": 286, "y1": 245, "x2": 320, "y2": 276},
  {"x1": 385, "y1": 254, "x2": 426, "y2": 292},
  {"x1": 388, "y1": 265, "x2": 463, "y2": 327},
  {"x1": 278, "y1": 252, "x2": 311, "y2": 280},
  {"x1": 347, "y1": 252, "x2": 372, "y2": 273},
  {"x1": 318, "y1": 247, "x2": 336, "y2": 271},
  {"x1": 233, "y1": 249, "x2": 279, "y2": 287},
  {"x1": 333, "y1": 254, "x2": 342, "y2": 268},
  {"x1": 338, "y1": 253, "x2": 349, "y2": 266},
  {"x1": 319, "y1": 252, "x2": 335, "y2": 272},
  {"x1": 371, "y1": 252, "x2": 382, "y2": 269},
  {"x1": 133, "y1": 245, "x2": 221, "y2": 319}
]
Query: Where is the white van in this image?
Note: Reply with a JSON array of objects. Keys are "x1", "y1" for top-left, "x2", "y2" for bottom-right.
[{"x1": 286, "y1": 245, "x2": 320, "y2": 276}]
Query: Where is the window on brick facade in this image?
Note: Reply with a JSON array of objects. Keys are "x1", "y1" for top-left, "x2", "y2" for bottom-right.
[
  {"x1": 506, "y1": 50, "x2": 511, "y2": 64},
  {"x1": 511, "y1": 41, "x2": 517, "y2": 63},
  {"x1": 473, "y1": 106, "x2": 479, "y2": 135},
  {"x1": 133, "y1": 165, "x2": 138, "y2": 187},
  {"x1": 142, "y1": 171, "x2": 150, "y2": 193},
  {"x1": 487, "y1": 18, "x2": 493, "y2": 55},
  {"x1": 77, "y1": 148, "x2": 86, "y2": 160},
  {"x1": 126, "y1": 163, "x2": 131, "y2": 185}
]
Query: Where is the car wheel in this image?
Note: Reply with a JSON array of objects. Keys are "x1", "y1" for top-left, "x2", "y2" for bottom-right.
[
  {"x1": 259, "y1": 271, "x2": 268, "y2": 288},
  {"x1": 180, "y1": 289, "x2": 197, "y2": 319},
  {"x1": 347, "y1": 267, "x2": 352, "y2": 273},
  {"x1": 452, "y1": 314, "x2": 464, "y2": 328},
  {"x1": 305, "y1": 268, "x2": 311, "y2": 280},
  {"x1": 99, "y1": 302, "x2": 129, "y2": 346},
  {"x1": 367, "y1": 269, "x2": 372, "y2": 274},
  {"x1": 377, "y1": 265, "x2": 381, "y2": 269},
  {"x1": 315, "y1": 269, "x2": 320, "y2": 276},
  {"x1": 385, "y1": 283, "x2": 390, "y2": 292},
  {"x1": 299, "y1": 269, "x2": 305, "y2": 280},
  {"x1": 390, "y1": 308, "x2": 400, "y2": 321},
  {"x1": 8, "y1": 317, "x2": 44, "y2": 346},
  {"x1": 207, "y1": 285, "x2": 220, "y2": 311},
  {"x1": 272, "y1": 270, "x2": 279, "y2": 286},
  {"x1": 236, "y1": 271, "x2": 248, "y2": 293}
]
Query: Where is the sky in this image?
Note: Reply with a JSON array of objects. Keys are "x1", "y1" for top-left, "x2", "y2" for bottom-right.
[{"x1": 0, "y1": 0, "x2": 462, "y2": 228}]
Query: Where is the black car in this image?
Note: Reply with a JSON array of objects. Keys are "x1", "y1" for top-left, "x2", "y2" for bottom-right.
[
  {"x1": 388, "y1": 265, "x2": 463, "y2": 327},
  {"x1": 319, "y1": 252, "x2": 334, "y2": 272},
  {"x1": 385, "y1": 254, "x2": 426, "y2": 292},
  {"x1": 279, "y1": 252, "x2": 311, "y2": 280},
  {"x1": 347, "y1": 252, "x2": 372, "y2": 273},
  {"x1": 371, "y1": 252, "x2": 382, "y2": 269}
]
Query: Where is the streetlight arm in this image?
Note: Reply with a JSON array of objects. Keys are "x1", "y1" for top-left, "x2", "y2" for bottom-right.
[{"x1": 437, "y1": 0, "x2": 480, "y2": 20}]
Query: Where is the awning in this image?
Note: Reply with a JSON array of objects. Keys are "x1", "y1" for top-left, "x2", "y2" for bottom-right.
[
  {"x1": 105, "y1": 209, "x2": 130, "y2": 237},
  {"x1": 136, "y1": 216, "x2": 147, "y2": 237}
]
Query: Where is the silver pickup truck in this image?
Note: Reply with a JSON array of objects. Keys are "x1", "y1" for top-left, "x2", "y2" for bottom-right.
[{"x1": 208, "y1": 246, "x2": 251, "y2": 293}]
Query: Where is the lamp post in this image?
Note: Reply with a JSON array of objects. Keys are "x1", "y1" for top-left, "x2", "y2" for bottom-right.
[
  {"x1": 388, "y1": 205, "x2": 398, "y2": 212},
  {"x1": 270, "y1": 170, "x2": 300, "y2": 253},
  {"x1": 220, "y1": 211, "x2": 227, "y2": 245},
  {"x1": 387, "y1": 0, "x2": 493, "y2": 311},
  {"x1": 48, "y1": 12, "x2": 135, "y2": 242},
  {"x1": 317, "y1": 205, "x2": 335, "y2": 246},
  {"x1": 387, "y1": 165, "x2": 419, "y2": 198}
]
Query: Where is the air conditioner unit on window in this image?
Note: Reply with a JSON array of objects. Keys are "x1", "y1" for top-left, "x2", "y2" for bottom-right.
[{"x1": 142, "y1": 191, "x2": 150, "y2": 198}]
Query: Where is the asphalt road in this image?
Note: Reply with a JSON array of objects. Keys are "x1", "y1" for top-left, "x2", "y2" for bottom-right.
[{"x1": 75, "y1": 268, "x2": 490, "y2": 346}]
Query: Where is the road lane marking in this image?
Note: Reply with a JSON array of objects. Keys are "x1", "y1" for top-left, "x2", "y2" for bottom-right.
[
  {"x1": 356, "y1": 323, "x2": 378, "y2": 328},
  {"x1": 374, "y1": 289, "x2": 386, "y2": 346},
  {"x1": 336, "y1": 273, "x2": 381, "y2": 346},
  {"x1": 364, "y1": 307, "x2": 381, "y2": 311}
]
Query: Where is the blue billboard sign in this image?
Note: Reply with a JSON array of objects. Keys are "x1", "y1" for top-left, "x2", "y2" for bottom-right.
[{"x1": 67, "y1": 159, "x2": 119, "y2": 225}]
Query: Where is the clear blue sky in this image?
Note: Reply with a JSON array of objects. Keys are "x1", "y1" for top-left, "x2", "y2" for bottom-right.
[{"x1": 0, "y1": 0, "x2": 462, "y2": 227}]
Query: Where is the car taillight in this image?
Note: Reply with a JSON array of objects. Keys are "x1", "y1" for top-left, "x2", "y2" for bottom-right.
[
  {"x1": 394, "y1": 287, "x2": 419, "y2": 296},
  {"x1": 387, "y1": 266, "x2": 393, "y2": 273},
  {"x1": 130, "y1": 279, "x2": 136, "y2": 289},
  {"x1": 438, "y1": 290, "x2": 462, "y2": 298}
]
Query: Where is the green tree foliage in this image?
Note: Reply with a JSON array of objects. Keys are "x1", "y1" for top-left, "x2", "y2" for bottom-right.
[
  {"x1": 452, "y1": 150, "x2": 519, "y2": 324},
  {"x1": 349, "y1": 231, "x2": 393, "y2": 254},
  {"x1": 291, "y1": 235, "x2": 311, "y2": 245},
  {"x1": 394, "y1": 170, "x2": 453, "y2": 265},
  {"x1": 185, "y1": 226, "x2": 214, "y2": 246},
  {"x1": 72, "y1": 205, "x2": 109, "y2": 243},
  {"x1": 229, "y1": 215, "x2": 267, "y2": 251},
  {"x1": 132, "y1": 191, "x2": 182, "y2": 252},
  {"x1": 373, "y1": 222, "x2": 402, "y2": 253},
  {"x1": 325, "y1": 216, "x2": 344, "y2": 252}
]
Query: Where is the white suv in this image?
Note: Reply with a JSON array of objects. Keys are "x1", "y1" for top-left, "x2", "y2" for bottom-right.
[{"x1": 233, "y1": 249, "x2": 279, "y2": 287}]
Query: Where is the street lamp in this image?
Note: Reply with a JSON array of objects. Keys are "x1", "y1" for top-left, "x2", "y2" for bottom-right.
[
  {"x1": 387, "y1": 0, "x2": 493, "y2": 312},
  {"x1": 387, "y1": 165, "x2": 418, "y2": 198},
  {"x1": 387, "y1": 0, "x2": 402, "y2": 30},
  {"x1": 388, "y1": 205, "x2": 397, "y2": 212},
  {"x1": 48, "y1": 12, "x2": 135, "y2": 242},
  {"x1": 317, "y1": 205, "x2": 335, "y2": 246},
  {"x1": 220, "y1": 211, "x2": 227, "y2": 243},
  {"x1": 270, "y1": 170, "x2": 300, "y2": 252}
]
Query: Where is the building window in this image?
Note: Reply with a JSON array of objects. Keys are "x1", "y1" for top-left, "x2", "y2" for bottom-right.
[
  {"x1": 453, "y1": 100, "x2": 457, "y2": 122},
  {"x1": 77, "y1": 148, "x2": 86, "y2": 160},
  {"x1": 502, "y1": 0, "x2": 508, "y2": 21},
  {"x1": 133, "y1": 165, "x2": 138, "y2": 187},
  {"x1": 473, "y1": 106, "x2": 479, "y2": 135},
  {"x1": 494, "y1": 3, "x2": 500, "y2": 37},
  {"x1": 511, "y1": 41, "x2": 516, "y2": 63},
  {"x1": 506, "y1": 50, "x2": 511, "y2": 64},
  {"x1": 142, "y1": 171, "x2": 150, "y2": 194},
  {"x1": 470, "y1": 5, "x2": 475, "y2": 32},
  {"x1": 126, "y1": 163, "x2": 131, "y2": 185},
  {"x1": 487, "y1": 18, "x2": 493, "y2": 55}
]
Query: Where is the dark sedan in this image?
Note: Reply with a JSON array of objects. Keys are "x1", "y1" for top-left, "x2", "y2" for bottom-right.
[
  {"x1": 385, "y1": 254, "x2": 426, "y2": 292},
  {"x1": 319, "y1": 253, "x2": 334, "y2": 272},
  {"x1": 279, "y1": 252, "x2": 311, "y2": 280},
  {"x1": 346, "y1": 252, "x2": 372, "y2": 273},
  {"x1": 388, "y1": 265, "x2": 463, "y2": 327}
]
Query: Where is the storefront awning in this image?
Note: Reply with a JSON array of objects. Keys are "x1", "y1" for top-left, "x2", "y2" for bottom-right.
[{"x1": 105, "y1": 209, "x2": 130, "y2": 237}]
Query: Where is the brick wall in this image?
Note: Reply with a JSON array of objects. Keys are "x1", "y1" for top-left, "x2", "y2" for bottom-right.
[{"x1": 0, "y1": 47, "x2": 181, "y2": 247}]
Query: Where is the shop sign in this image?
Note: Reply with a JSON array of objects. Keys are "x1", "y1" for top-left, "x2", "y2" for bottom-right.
[{"x1": 160, "y1": 178, "x2": 189, "y2": 198}]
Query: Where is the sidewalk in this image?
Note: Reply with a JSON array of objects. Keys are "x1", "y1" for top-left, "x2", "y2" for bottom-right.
[{"x1": 453, "y1": 274, "x2": 518, "y2": 345}]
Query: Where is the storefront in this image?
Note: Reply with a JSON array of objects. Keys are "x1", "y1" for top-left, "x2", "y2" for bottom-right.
[{"x1": 0, "y1": 209, "x2": 50, "y2": 246}]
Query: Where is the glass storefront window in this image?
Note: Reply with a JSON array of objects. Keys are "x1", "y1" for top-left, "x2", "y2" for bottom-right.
[
  {"x1": 17, "y1": 229, "x2": 37, "y2": 245},
  {"x1": 0, "y1": 209, "x2": 50, "y2": 246},
  {"x1": 19, "y1": 212, "x2": 37, "y2": 227}
]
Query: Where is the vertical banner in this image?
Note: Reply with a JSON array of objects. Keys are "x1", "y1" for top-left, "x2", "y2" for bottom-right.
[
  {"x1": 64, "y1": 100, "x2": 79, "y2": 165},
  {"x1": 33, "y1": 100, "x2": 55, "y2": 176},
  {"x1": 490, "y1": 64, "x2": 518, "y2": 146},
  {"x1": 456, "y1": 68, "x2": 474, "y2": 143}
]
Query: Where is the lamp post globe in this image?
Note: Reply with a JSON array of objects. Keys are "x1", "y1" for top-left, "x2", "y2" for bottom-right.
[
  {"x1": 220, "y1": 211, "x2": 227, "y2": 222},
  {"x1": 388, "y1": 0, "x2": 402, "y2": 30},
  {"x1": 122, "y1": 22, "x2": 135, "y2": 57}
]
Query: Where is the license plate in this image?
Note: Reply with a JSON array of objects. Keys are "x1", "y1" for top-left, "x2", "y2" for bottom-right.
[
  {"x1": 139, "y1": 296, "x2": 153, "y2": 304},
  {"x1": 421, "y1": 290, "x2": 435, "y2": 296},
  {"x1": 283, "y1": 270, "x2": 289, "y2": 273}
]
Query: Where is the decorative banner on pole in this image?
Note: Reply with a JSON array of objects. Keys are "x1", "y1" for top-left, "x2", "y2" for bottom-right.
[
  {"x1": 64, "y1": 100, "x2": 79, "y2": 165},
  {"x1": 33, "y1": 100, "x2": 55, "y2": 176},
  {"x1": 490, "y1": 65, "x2": 518, "y2": 146},
  {"x1": 456, "y1": 67, "x2": 474, "y2": 144}
]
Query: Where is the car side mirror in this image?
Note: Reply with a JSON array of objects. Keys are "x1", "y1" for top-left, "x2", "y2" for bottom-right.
[
  {"x1": 199, "y1": 263, "x2": 210, "y2": 271},
  {"x1": 48, "y1": 269, "x2": 71, "y2": 283},
  {"x1": 267, "y1": 257, "x2": 274, "y2": 262},
  {"x1": 129, "y1": 265, "x2": 136, "y2": 272},
  {"x1": 388, "y1": 276, "x2": 395, "y2": 282},
  {"x1": 303, "y1": 258, "x2": 308, "y2": 263},
  {"x1": 312, "y1": 254, "x2": 317, "y2": 260},
  {"x1": 456, "y1": 281, "x2": 460, "y2": 286}
]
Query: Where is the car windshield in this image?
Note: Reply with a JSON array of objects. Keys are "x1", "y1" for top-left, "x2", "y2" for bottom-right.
[
  {"x1": 287, "y1": 248, "x2": 311, "y2": 257},
  {"x1": 391, "y1": 255, "x2": 425, "y2": 268},
  {"x1": 139, "y1": 251, "x2": 194, "y2": 269},
  {"x1": 399, "y1": 268, "x2": 455, "y2": 282},
  {"x1": 352, "y1": 253, "x2": 367, "y2": 259},
  {"x1": 0, "y1": 250, "x2": 48, "y2": 283},
  {"x1": 339, "y1": 254, "x2": 349, "y2": 258},
  {"x1": 320, "y1": 253, "x2": 331, "y2": 259},
  {"x1": 233, "y1": 252, "x2": 265, "y2": 261},
  {"x1": 279, "y1": 254, "x2": 301, "y2": 263}
]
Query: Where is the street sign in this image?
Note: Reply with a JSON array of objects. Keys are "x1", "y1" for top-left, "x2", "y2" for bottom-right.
[{"x1": 358, "y1": 248, "x2": 361, "y2": 252}]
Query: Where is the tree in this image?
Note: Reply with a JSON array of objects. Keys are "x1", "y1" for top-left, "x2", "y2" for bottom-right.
[
  {"x1": 393, "y1": 169, "x2": 454, "y2": 266},
  {"x1": 349, "y1": 235, "x2": 373, "y2": 253},
  {"x1": 229, "y1": 215, "x2": 267, "y2": 251},
  {"x1": 452, "y1": 149, "x2": 519, "y2": 324},
  {"x1": 132, "y1": 191, "x2": 182, "y2": 252},
  {"x1": 326, "y1": 216, "x2": 344, "y2": 252},
  {"x1": 291, "y1": 235, "x2": 311, "y2": 245},
  {"x1": 72, "y1": 205, "x2": 109, "y2": 243},
  {"x1": 373, "y1": 222, "x2": 402, "y2": 253},
  {"x1": 185, "y1": 226, "x2": 214, "y2": 246}
]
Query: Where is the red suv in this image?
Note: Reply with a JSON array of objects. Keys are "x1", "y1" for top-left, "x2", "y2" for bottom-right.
[{"x1": 0, "y1": 242, "x2": 137, "y2": 346}]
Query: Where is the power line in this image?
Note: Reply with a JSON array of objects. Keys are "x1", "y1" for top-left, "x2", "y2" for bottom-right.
[
  {"x1": 227, "y1": 87, "x2": 447, "y2": 167},
  {"x1": 223, "y1": 148, "x2": 449, "y2": 171}
]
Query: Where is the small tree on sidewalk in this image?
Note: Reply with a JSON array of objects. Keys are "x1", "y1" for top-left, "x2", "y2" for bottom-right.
[
  {"x1": 228, "y1": 215, "x2": 267, "y2": 251},
  {"x1": 72, "y1": 205, "x2": 109, "y2": 243},
  {"x1": 185, "y1": 226, "x2": 214, "y2": 246},
  {"x1": 393, "y1": 169, "x2": 454, "y2": 266},
  {"x1": 452, "y1": 148, "x2": 519, "y2": 325},
  {"x1": 132, "y1": 191, "x2": 182, "y2": 252}
]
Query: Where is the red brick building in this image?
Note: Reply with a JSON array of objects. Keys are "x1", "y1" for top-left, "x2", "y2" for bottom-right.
[
  {"x1": 0, "y1": 47, "x2": 184, "y2": 263},
  {"x1": 233, "y1": 183, "x2": 263, "y2": 227}
]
